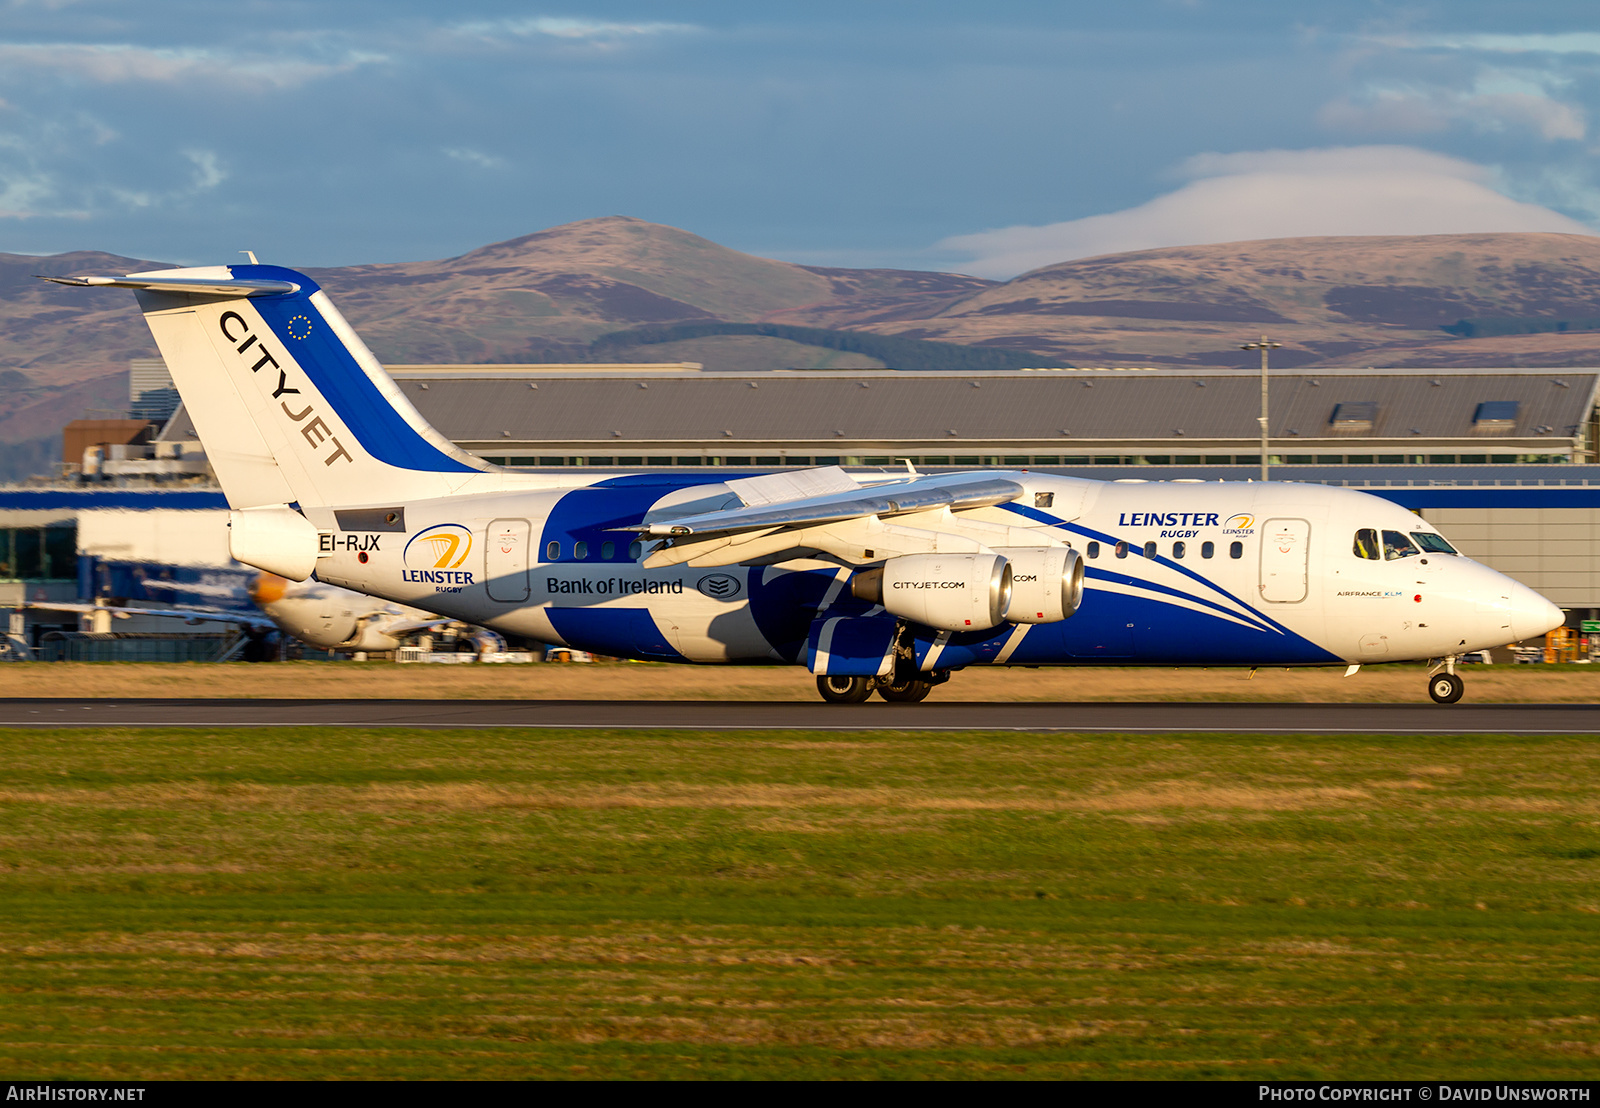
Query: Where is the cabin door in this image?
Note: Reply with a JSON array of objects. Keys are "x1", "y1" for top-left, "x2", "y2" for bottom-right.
[
  {"x1": 1259, "y1": 518, "x2": 1310, "y2": 603},
  {"x1": 485, "y1": 518, "x2": 531, "y2": 602}
]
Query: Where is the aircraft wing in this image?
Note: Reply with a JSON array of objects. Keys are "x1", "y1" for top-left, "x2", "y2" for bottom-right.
[
  {"x1": 24, "y1": 601, "x2": 278, "y2": 630},
  {"x1": 629, "y1": 471, "x2": 1025, "y2": 538},
  {"x1": 381, "y1": 617, "x2": 460, "y2": 636}
]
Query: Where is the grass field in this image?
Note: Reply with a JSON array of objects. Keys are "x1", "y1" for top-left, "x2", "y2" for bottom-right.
[
  {"x1": 4, "y1": 659, "x2": 1599, "y2": 701},
  {"x1": 2, "y1": 726, "x2": 1598, "y2": 1079}
]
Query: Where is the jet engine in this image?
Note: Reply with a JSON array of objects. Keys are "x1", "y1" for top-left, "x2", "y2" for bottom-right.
[
  {"x1": 997, "y1": 547, "x2": 1084, "y2": 623},
  {"x1": 852, "y1": 553, "x2": 1012, "y2": 632}
]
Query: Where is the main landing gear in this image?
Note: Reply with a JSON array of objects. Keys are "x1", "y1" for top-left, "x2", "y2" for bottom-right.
[
  {"x1": 1427, "y1": 655, "x2": 1465, "y2": 704},
  {"x1": 815, "y1": 672, "x2": 949, "y2": 704},
  {"x1": 816, "y1": 675, "x2": 874, "y2": 703}
]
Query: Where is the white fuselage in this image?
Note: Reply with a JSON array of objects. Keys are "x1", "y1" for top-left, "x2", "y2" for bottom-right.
[{"x1": 301, "y1": 473, "x2": 1559, "y2": 668}]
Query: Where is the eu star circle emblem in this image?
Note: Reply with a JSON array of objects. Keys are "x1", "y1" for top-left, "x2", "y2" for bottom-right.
[{"x1": 287, "y1": 314, "x2": 313, "y2": 340}]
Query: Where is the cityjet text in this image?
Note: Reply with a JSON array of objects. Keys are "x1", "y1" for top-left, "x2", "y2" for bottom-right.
[{"x1": 219, "y1": 310, "x2": 353, "y2": 466}]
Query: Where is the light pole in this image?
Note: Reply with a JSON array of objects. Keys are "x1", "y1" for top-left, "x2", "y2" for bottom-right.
[{"x1": 1240, "y1": 335, "x2": 1282, "y2": 482}]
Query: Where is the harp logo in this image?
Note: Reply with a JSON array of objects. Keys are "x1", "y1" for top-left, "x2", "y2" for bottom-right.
[{"x1": 404, "y1": 524, "x2": 473, "y2": 570}]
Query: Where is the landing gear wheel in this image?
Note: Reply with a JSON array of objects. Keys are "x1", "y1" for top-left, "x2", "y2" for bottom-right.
[
  {"x1": 816, "y1": 675, "x2": 874, "y2": 704},
  {"x1": 878, "y1": 678, "x2": 933, "y2": 703},
  {"x1": 1428, "y1": 672, "x2": 1464, "y2": 704}
]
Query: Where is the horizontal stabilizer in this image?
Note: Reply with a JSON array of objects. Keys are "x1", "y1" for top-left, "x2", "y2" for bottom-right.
[
  {"x1": 37, "y1": 273, "x2": 299, "y2": 297},
  {"x1": 629, "y1": 472, "x2": 1025, "y2": 538}
]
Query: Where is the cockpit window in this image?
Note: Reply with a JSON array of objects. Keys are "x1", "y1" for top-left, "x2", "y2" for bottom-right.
[
  {"x1": 1353, "y1": 528, "x2": 1380, "y2": 560},
  {"x1": 1382, "y1": 530, "x2": 1419, "y2": 560},
  {"x1": 1411, "y1": 531, "x2": 1457, "y2": 555}
]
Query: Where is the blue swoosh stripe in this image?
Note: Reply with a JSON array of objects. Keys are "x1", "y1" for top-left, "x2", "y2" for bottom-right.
[{"x1": 998, "y1": 501, "x2": 1290, "y2": 635}]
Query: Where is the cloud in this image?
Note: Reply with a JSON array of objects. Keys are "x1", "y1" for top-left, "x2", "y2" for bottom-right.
[
  {"x1": 0, "y1": 166, "x2": 69, "y2": 219},
  {"x1": 0, "y1": 137, "x2": 228, "y2": 220},
  {"x1": 938, "y1": 146, "x2": 1596, "y2": 278},
  {"x1": 0, "y1": 41, "x2": 383, "y2": 88},
  {"x1": 1321, "y1": 88, "x2": 1584, "y2": 141},
  {"x1": 449, "y1": 17, "x2": 695, "y2": 42},
  {"x1": 1380, "y1": 32, "x2": 1600, "y2": 57},
  {"x1": 1321, "y1": 64, "x2": 1586, "y2": 142},
  {"x1": 443, "y1": 147, "x2": 504, "y2": 169},
  {"x1": 185, "y1": 149, "x2": 225, "y2": 191}
]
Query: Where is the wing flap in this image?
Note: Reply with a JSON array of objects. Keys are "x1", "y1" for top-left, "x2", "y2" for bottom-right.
[
  {"x1": 630, "y1": 472, "x2": 1025, "y2": 538},
  {"x1": 724, "y1": 465, "x2": 860, "y2": 507}
]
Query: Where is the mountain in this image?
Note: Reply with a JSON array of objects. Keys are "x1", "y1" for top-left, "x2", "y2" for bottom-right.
[
  {"x1": 7, "y1": 220, "x2": 1600, "y2": 480},
  {"x1": 827, "y1": 232, "x2": 1600, "y2": 369},
  {"x1": 302, "y1": 217, "x2": 997, "y2": 365}
]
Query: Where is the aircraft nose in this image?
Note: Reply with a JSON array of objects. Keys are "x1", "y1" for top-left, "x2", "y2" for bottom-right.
[
  {"x1": 248, "y1": 572, "x2": 288, "y2": 606},
  {"x1": 1509, "y1": 583, "x2": 1564, "y2": 643}
]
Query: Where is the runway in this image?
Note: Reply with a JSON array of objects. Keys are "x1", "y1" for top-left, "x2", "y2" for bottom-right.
[{"x1": 0, "y1": 698, "x2": 1593, "y2": 733}]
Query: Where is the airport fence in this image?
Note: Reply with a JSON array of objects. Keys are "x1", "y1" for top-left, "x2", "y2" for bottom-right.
[{"x1": 36, "y1": 631, "x2": 240, "y2": 663}]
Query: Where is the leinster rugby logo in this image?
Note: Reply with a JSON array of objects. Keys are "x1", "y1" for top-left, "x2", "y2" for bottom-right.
[
  {"x1": 696, "y1": 572, "x2": 742, "y2": 599},
  {"x1": 1223, "y1": 513, "x2": 1256, "y2": 536},
  {"x1": 405, "y1": 524, "x2": 473, "y2": 570}
]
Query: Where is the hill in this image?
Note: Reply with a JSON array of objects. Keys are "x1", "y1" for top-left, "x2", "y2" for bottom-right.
[
  {"x1": 831, "y1": 232, "x2": 1600, "y2": 369},
  {"x1": 7, "y1": 221, "x2": 1600, "y2": 480}
]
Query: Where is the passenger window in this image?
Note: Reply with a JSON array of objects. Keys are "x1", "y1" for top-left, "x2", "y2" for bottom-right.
[
  {"x1": 628, "y1": 540, "x2": 643, "y2": 560},
  {"x1": 574, "y1": 540, "x2": 589, "y2": 559},
  {"x1": 1143, "y1": 541, "x2": 1157, "y2": 559},
  {"x1": 1115, "y1": 541, "x2": 1129, "y2": 559},
  {"x1": 1382, "y1": 530, "x2": 1419, "y2": 560},
  {"x1": 601, "y1": 540, "x2": 615, "y2": 559},
  {"x1": 1173, "y1": 541, "x2": 1186, "y2": 559},
  {"x1": 1229, "y1": 541, "x2": 1243, "y2": 559},
  {"x1": 1353, "y1": 528, "x2": 1380, "y2": 560},
  {"x1": 1201, "y1": 541, "x2": 1214, "y2": 559},
  {"x1": 1087, "y1": 541, "x2": 1100, "y2": 559},
  {"x1": 546, "y1": 540, "x2": 560, "y2": 561}
]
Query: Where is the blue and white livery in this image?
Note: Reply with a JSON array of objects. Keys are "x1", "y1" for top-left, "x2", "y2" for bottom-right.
[{"x1": 43, "y1": 265, "x2": 1563, "y2": 703}]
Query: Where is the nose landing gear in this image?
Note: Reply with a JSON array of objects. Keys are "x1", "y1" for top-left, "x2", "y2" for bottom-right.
[{"x1": 1427, "y1": 655, "x2": 1465, "y2": 704}]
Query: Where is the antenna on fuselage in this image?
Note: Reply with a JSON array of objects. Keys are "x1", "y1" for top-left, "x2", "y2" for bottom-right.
[
  {"x1": 899, "y1": 458, "x2": 918, "y2": 476},
  {"x1": 239, "y1": 250, "x2": 259, "y2": 265}
]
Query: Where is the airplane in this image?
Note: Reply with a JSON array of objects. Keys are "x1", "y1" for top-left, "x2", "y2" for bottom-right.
[
  {"x1": 41, "y1": 263, "x2": 1564, "y2": 704},
  {"x1": 24, "y1": 575, "x2": 491, "y2": 657},
  {"x1": 244, "y1": 571, "x2": 506, "y2": 656}
]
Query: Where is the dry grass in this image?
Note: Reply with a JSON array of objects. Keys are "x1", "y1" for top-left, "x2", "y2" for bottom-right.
[{"x1": 2, "y1": 659, "x2": 1597, "y2": 701}]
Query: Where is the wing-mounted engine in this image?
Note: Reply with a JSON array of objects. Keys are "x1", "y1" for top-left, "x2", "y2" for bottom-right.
[
  {"x1": 996, "y1": 547, "x2": 1084, "y2": 623},
  {"x1": 850, "y1": 553, "x2": 1013, "y2": 632}
]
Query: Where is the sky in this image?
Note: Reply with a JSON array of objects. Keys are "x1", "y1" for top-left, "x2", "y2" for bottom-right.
[{"x1": 4, "y1": 1, "x2": 1600, "y2": 277}]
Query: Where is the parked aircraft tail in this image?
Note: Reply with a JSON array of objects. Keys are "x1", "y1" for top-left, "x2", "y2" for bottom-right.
[{"x1": 41, "y1": 265, "x2": 492, "y2": 511}]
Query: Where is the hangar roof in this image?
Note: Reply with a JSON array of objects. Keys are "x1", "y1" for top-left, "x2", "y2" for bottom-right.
[{"x1": 386, "y1": 367, "x2": 1600, "y2": 453}]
